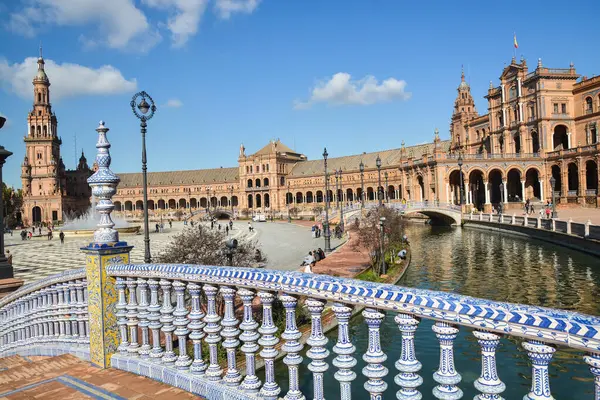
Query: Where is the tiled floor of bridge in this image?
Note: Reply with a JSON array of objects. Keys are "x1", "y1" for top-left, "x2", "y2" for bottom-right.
[{"x1": 0, "y1": 354, "x2": 203, "y2": 399}]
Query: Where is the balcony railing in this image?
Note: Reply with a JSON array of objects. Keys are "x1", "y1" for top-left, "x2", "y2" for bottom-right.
[{"x1": 586, "y1": 189, "x2": 598, "y2": 196}]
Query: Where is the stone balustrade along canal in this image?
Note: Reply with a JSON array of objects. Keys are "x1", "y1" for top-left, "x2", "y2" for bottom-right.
[{"x1": 0, "y1": 121, "x2": 599, "y2": 399}]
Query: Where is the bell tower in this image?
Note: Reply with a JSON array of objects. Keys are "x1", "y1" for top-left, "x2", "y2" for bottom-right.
[
  {"x1": 450, "y1": 67, "x2": 478, "y2": 150},
  {"x1": 21, "y1": 46, "x2": 63, "y2": 225}
]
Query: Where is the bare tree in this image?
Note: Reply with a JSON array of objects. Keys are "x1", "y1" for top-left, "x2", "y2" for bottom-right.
[{"x1": 156, "y1": 224, "x2": 266, "y2": 267}]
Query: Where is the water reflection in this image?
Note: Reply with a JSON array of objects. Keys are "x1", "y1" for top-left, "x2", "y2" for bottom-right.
[{"x1": 274, "y1": 224, "x2": 599, "y2": 398}]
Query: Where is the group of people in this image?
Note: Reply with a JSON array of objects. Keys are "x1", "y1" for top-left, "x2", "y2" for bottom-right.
[
  {"x1": 524, "y1": 199, "x2": 536, "y2": 215},
  {"x1": 18, "y1": 227, "x2": 65, "y2": 243},
  {"x1": 311, "y1": 224, "x2": 322, "y2": 238},
  {"x1": 301, "y1": 248, "x2": 326, "y2": 273},
  {"x1": 154, "y1": 220, "x2": 173, "y2": 233}
]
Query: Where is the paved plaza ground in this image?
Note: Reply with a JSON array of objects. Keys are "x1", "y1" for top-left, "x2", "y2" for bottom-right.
[{"x1": 5, "y1": 219, "x2": 342, "y2": 283}]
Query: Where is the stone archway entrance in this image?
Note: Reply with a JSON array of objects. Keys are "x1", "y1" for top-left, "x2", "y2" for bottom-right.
[
  {"x1": 553, "y1": 125, "x2": 569, "y2": 150},
  {"x1": 468, "y1": 170, "x2": 485, "y2": 210},
  {"x1": 32, "y1": 206, "x2": 42, "y2": 224}
]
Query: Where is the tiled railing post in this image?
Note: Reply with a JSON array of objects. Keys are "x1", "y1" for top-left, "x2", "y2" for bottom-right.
[
  {"x1": 585, "y1": 219, "x2": 592, "y2": 238},
  {"x1": 238, "y1": 288, "x2": 261, "y2": 393},
  {"x1": 159, "y1": 279, "x2": 176, "y2": 365},
  {"x1": 147, "y1": 279, "x2": 164, "y2": 359},
  {"x1": 583, "y1": 353, "x2": 600, "y2": 399},
  {"x1": 473, "y1": 330, "x2": 505, "y2": 399},
  {"x1": 394, "y1": 313, "x2": 422, "y2": 399},
  {"x1": 126, "y1": 278, "x2": 139, "y2": 355},
  {"x1": 137, "y1": 278, "x2": 151, "y2": 358},
  {"x1": 332, "y1": 302, "x2": 356, "y2": 400},
  {"x1": 432, "y1": 321, "x2": 462, "y2": 399},
  {"x1": 82, "y1": 121, "x2": 132, "y2": 368},
  {"x1": 362, "y1": 308, "x2": 388, "y2": 400},
  {"x1": 306, "y1": 298, "x2": 329, "y2": 400},
  {"x1": 567, "y1": 218, "x2": 572, "y2": 234},
  {"x1": 203, "y1": 284, "x2": 223, "y2": 381},
  {"x1": 173, "y1": 280, "x2": 191, "y2": 370},
  {"x1": 258, "y1": 291, "x2": 280, "y2": 400},
  {"x1": 523, "y1": 340, "x2": 555, "y2": 400},
  {"x1": 187, "y1": 282, "x2": 207, "y2": 374},
  {"x1": 220, "y1": 286, "x2": 241, "y2": 386},
  {"x1": 280, "y1": 294, "x2": 305, "y2": 400}
]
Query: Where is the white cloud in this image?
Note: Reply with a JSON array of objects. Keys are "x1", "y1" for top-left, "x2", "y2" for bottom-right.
[
  {"x1": 164, "y1": 98, "x2": 183, "y2": 108},
  {"x1": 0, "y1": 57, "x2": 137, "y2": 101},
  {"x1": 8, "y1": 0, "x2": 161, "y2": 52},
  {"x1": 295, "y1": 72, "x2": 412, "y2": 109},
  {"x1": 142, "y1": 0, "x2": 208, "y2": 48},
  {"x1": 214, "y1": 0, "x2": 261, "y2": 19}
]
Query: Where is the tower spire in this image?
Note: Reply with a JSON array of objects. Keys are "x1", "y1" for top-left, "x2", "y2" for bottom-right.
[
  {"x1": 461, "y1": 65, "x2": 465, "y2": 82},
  {"x1": 39, "y1": 41, "x2": 43, "y2": 59}
]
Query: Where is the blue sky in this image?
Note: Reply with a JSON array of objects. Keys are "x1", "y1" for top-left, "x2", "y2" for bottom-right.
[{"x1": 1, "y1": 0, "x2": 599, "y2": 187}]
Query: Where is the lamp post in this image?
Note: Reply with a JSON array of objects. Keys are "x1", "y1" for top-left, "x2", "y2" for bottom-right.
[
  {"x1": 337, "y1": 169, "x2": 344, "y2": 231},
  {"x1": 499, "y1": 182, "x2": 505, "y2": 204},
  {"x1": 205, "y1": 187, "x2": 210, "y2": 213},
  {"x1": 335, "y1": 169, "x2": 340, "y2": 210},
  {"x1": 229, "y1": 185, "x2": 234, "y2": 215},
  {"x1": 130, "y1": 91, "x2": 156, "y2": 264},
  {"x1": 379, "y1": 217, "x2": 386, "y2": 275},
  {"x1": 0, "y1": 116, "x2": 14, "y2": 279},
  {"x1": 359, "y1": 161, "x2": 365, "y2": 208},
  {"x1": 384, "y1": 171, "x2": 389, "y2": 203},
  {"x1": 323, "y1": 148, "x2": 331, "y2": 252},
  {"x1": 550, "y1": 176, "x2": 558, "y2": 218},
  {"x1": 287, "y1": 183, "x2": 291, "y2": 223},
  {"x1": 376, "y1": 155, "x2": 382, "y2": 207},
  {"x1": 457, "y1": 152, "x2": 464, "y2": 206}
]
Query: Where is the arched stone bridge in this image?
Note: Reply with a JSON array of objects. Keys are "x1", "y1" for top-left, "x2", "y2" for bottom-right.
[{"x1": 384, "y1": 201, "x2": 462, "y2": 225}]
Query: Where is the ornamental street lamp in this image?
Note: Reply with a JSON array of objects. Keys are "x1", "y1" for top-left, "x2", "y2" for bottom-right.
[
  {"x1": 379, "y1": 217, "x2": 386, "y2": 275},
  {"x1": 287, "y1": 183, "x2": 291, "y2": 223},
  {"x1": 130, "y1": 91, "x2": 156, "y2": 263},
  {"x1": 334, "y1": 169, "x2": 340, "y2": 210},
  {"x1": 458, "y1": 152, "x2": 464, "y2": 206},
  {"x1": 229, "y1": 185, "x2": 234, "y2": 215},
  {"x1": 384, "y1": 171, "x2": 389, "y2": 203},
  {"x1": 0, "y1": 116, "x2": 14, "y2": 279},
  {"x1": 323, "y1": 148, "x2": 331, "y2": 252},
  {"x1": 337, "y1": 169, "x2": 344, "y2": 232},
  {"x1": 499, "y1": 182, "x2": 505, "y2": 204},
  {"x1": 376, "y1": 155, "x2": 382, "y2": 207},
  {"x1": 205, "y1": 187, "x2": 210, "y2": 213},
  {"x1": 550, "y1": 176, "x2": 558, "y2": 218},
  {"x1": 359, "y1": 161, "x2": 365, "y2": 208}
]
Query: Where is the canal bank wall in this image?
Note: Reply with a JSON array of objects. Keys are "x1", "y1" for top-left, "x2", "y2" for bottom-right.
[{"x1": 463, "y1": 219, "x2": 600, "y2": 257}]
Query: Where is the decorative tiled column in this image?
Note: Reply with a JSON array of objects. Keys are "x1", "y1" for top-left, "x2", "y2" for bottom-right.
[
  {"x1": 394, "y1": 313, "x2": 422, "y2": 400},
  {"x1": 280, "y1": 294, "x2": 305, "y2": 400},
  {"x1": 82, "y1": 121, "x2": 132, "y2": 369},
  {"x1": 306, "y1": 298, "x2": 329, "y2": 400},
  {"x1": 432, "y1": 321, "x2": 462, "y2": 400},
  {"x1": 583, "y1": 352, "x2": 600, "y2": 399},
  {"x1": 522, "y1": 340, "x2": 555, "y2": 400},
  {"x1": 473, "y1": 330, "x2": 505, "y2": 400},
  {"x1": 238, "y1": 288, "x2": 261, "y2": 393},
  {"x1": 362, "y1": 308, "x2": 388, "y2": 400},
  {"x1": 332, "y1": 302, "x2": 356, "y2": 400}
]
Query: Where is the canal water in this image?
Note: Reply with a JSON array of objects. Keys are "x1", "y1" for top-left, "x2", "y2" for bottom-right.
[{"x1": 273, "y1": 223, "x2": 600, "y2": 398}]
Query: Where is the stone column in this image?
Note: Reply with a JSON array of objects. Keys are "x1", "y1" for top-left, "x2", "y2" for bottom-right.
[
  {"x1": 484, "y1": 180, "x2": 490, "y2": 204},
  {"x1": 82, "y1": 121, "x2": 133, "y2": 369},
  {"x1": 521, "y1": 180, "x2": 526, "y2": 202},
  {"x1": 540, "y1": 179, "x2": 545, "y2": 203},
  {"x1": 502, "y1": 180, "x2": 508, "y2": 204}
]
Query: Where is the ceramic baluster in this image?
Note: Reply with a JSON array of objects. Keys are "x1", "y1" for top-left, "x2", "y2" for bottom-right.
[
  {"x1": 126, "y1": 278, "x2": 139, "y2": 355},
  {"x1": 147, "y1": 279, "x2": 164, "y2": 359},
  {"x1": 362, "y1": 308, "x2": 388, "y2": 400},
  {"x1": 137, "y1": 278, "x2": 151, "y2": 358},
  {"x1": 115, "y1": 277, "x2": 129, "y2": 354},
  {"x1": 584, "y1": 353, "x2": 600, "y2": 400},
  {"x1": 306, "y1": 298, "x2": 329, "y2": 400},
  {"x1": 238, "y1": 288, "x2": 261, "y2": 393},
  {"x1": 220, "y1": 286, "x2": 241, "y2": 386},
  {"x1": 280, "y1": 294, "x2": 305, "y2": 400},
  {"x1": 473, "y1": 330, "x2": 505, "y2": 400},
  {"x1": 187, "y1": 282, "x2": 207, "y2": 374},
  {"x1": 432, "y1": 321, "x2": 462, "y2": 400},
  {"x1": 522, "y1": 340, "x2": 555, "y2": 400},
  {"x1": 203, "y1": 284, "x2": 223, "y2": 381},
  {"x1": 159, "y1": 279, "x2": 177, "y2": 364},
  {"x1": 258, "y1": 291, "x2": 280, "y2": 400},
  {"x1": 395, "y1": 313, "x2": 422, "y2": 400},
  {"x1": 173, "y1": 280, "x2": 192, "y2": 369},
  {"x1": 332, "y1": 302, "x2": 356, "y2": 400}
]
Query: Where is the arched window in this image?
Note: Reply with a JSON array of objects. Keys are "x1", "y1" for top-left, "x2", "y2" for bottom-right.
[
  {"x1": 266, "y1": 164, "x2": 269, "y2": 172},
  {"x1": 280, "y1": 176, "x2": 285, "y2": 186},
  {"x1": 37, "y1": 92, "x2": 41, "y2": 102},
  {"x1": 247, "y1": 179, "x2": 252, "y2": 188},
  {"x1": 586, "y1": 97, "x2": 593, "y2": 113},
  {"x1": 255, "y1": 178, "x2": 261, "y2": 188},
  {"x1": 263, "y1": 178, "x2": 269, "y2": 187}
]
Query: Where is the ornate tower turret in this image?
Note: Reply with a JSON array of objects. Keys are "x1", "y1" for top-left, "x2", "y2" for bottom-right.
[{"x1": 450, "y1": 67, "x2": 479, "y2": 150}]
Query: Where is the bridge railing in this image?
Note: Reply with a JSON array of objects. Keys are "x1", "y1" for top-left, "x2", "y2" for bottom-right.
[
  {"x1": 0, "y1": 269, "x2": 90, "y2": 360},
  {"x1": 102, "y1": 263, "x2": 600, "y2": 400},
  {"x1": 467, "y1": 212, "x2": 600, "y2": 240}
]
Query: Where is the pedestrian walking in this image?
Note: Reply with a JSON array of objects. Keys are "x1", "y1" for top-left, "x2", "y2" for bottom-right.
[
  {"x1": 169, "y1": 220, "x2": 172, "y2": 229},
  {"x1": 59, "y1": 231, "x2": 65, "y2": 244}
]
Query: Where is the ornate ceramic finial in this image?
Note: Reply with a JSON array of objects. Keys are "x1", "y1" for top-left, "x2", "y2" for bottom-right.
[
  {"x1": 489, "y1": 80, "x2": 493, "y2": 90},
  {"x1": 401, "y1": 140, "x2": 405, "y2": 149},
  {"x1": 87, "y1": 121, "x2": 121, "y2": 244},
  {"x1": 538, "y1": 58, "x2": 542, "y2": 68},
  {"x1": 570, "y1": 61, "x2": 575, "y2": 69},
  {"x1": 434, "y1": 128, "x2": 440, "y2": 141},
  {"x1": 461, "y1": 65, "x2": 465, "y2": 81}
]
